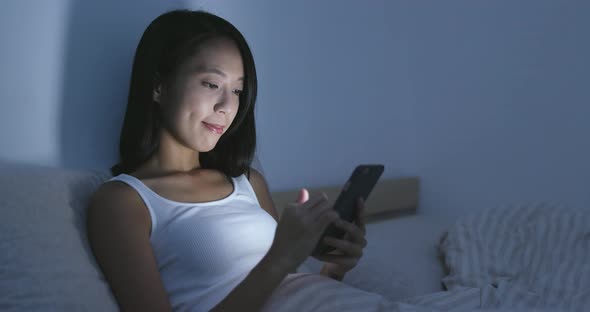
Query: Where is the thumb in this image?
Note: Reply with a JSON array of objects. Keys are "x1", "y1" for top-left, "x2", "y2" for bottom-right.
[{"x1": 297, "y1": 188, "x2": 309, "y2": 204}]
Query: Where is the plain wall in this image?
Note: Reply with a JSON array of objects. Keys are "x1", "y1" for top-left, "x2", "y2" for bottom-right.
[
  {"x1": 404, "y1": 1, "x2": 590, "y2": 216},
  {"x1": 1, "y1": 0, "x2": 70, "y2": 165}
]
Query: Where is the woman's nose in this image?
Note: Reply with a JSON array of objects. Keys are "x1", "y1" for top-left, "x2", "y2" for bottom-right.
[{"x1": 214, "y1": 88, "x2": 237, "y2": 114}]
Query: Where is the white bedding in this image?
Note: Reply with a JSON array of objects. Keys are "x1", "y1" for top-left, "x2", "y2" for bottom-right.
[
  {"x1": 261, "y1": 273, "x2": 559, "y2": 311},
  {"x1": 262, "y1": 203, "x2": 590, "y2": 311},
  {"x1": 261, "y1": 273, "x2": 394, "y2": 312}
]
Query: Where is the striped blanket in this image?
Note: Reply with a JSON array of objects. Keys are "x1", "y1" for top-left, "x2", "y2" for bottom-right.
[
  {"x1": 261, "y1": 203, "x2": 590, "y2": 311},
  {"x1": 437, "y1": 202, "x2": 590, "y2": 311}
]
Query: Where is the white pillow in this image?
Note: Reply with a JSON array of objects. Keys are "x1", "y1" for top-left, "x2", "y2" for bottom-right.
[{"x1": 0, "y1": 162, "x2": 118, "y2": 311}]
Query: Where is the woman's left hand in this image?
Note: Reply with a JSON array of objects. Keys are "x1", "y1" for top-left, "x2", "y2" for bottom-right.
[{"x1": 315, "y1": 198, "x2": 368, "y2": 281}]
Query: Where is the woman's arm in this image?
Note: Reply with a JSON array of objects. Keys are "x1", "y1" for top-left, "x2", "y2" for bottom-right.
[{"x1": 86, "y1": 182, "x2": 173, "y2": 312}]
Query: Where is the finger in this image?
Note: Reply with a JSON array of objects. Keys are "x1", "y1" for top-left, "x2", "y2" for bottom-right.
[
  {"x1": 314, "y1": 253, "x2": 357, "y2": 267},
  {"x1": 323, "y1": 237, "x2": 363, "y2": 257},
  {"x1": 297, "y1": 188, "x2": 309, "y2": 204},
  {"x1": 315, "y1": 208, "x2": 339, "y2": 231},
  {"x1": 283, "y1": 195, "x2": 318, "y2": 221},
  {"x1": 299, "y1": 192, "x2": 327, "y2": 212},
  {"x1": 356, "y1": 197, "x2": 367, "y2": 234},
  {"x1": 306, "y1": 193, "x2": 332, "y2": 219},
  {"x1": 332, "y1": 219, "x2": 366, "y2": 246}
]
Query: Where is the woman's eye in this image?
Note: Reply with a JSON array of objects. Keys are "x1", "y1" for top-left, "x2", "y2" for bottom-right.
[
  {"x1": 202, "y1": 82, "x2": 219, "y2": 89},
  {"x1": 233, "y1": 89, "x2": 243, "y2": 96}
]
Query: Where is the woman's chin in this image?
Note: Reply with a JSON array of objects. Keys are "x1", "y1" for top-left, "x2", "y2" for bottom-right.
[{"x1": 197, "y1": 141, "x2": 219, "y2": 153}]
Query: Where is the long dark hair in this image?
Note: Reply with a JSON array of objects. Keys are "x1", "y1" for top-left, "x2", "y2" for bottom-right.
[{"x1": 111, "y1": 10, "x2": 257, "y2": 178}]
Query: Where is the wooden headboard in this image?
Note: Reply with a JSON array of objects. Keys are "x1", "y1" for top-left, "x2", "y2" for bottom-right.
[{"x1": 270, "y1": 177, "x2": 420, "y2": 223}]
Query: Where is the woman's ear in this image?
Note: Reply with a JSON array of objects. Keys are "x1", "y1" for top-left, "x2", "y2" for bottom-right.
[
  {"x1": 152, "y1": 72, "x2": 164, "y2": 103},
  {"x1": 153, "y1": 84, "x2": 163, "y2": 103}
]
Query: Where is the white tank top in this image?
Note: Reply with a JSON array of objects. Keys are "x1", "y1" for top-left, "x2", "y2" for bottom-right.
[{"x1": 108, "y1": 173, "x2": 278, "y2": 311}]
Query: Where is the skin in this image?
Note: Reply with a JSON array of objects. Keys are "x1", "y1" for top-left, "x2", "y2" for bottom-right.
[{"x1": 87, "y1": 36, "x2": 368, "y2": 312}]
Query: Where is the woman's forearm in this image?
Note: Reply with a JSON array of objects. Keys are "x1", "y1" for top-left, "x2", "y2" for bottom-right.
[{"x1": 210, "y1": 250, "x2": 291, "y2": 311}]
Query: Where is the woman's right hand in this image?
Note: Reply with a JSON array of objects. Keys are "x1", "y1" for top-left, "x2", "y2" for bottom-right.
[{"x1": 267, "y1": 189, "x2": 340, "y2": 273}]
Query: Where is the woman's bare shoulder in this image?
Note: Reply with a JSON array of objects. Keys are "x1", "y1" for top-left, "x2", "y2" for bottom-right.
[
  {"x1": 88, "y1": 180, "x2": 151, "y2": 234},
  {"x1": 91, "y1": 180, "x2": 140, "y2": 206}
]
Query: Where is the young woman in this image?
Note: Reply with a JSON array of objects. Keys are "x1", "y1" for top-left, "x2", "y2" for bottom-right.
[{"x1": 86, "y1": 10, "x2": 368, "y2": 311}]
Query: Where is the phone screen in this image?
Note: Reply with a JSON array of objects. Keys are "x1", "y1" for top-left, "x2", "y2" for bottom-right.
[{"x1": 312, "y1": 164, "x2": 384, "y2": 256}]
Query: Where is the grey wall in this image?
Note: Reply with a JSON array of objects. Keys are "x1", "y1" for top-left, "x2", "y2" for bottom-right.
[
  {"x1": 403, "y1": 1, "x2": 590, "y2": 216},
  {"x1": 1, "y1": 1, "x2": 588, "y2": 216},
  {"x1": 1, "y1": 0, "x2": 70, "y2": 165}
]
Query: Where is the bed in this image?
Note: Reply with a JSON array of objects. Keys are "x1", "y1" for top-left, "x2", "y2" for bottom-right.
[{"x1": 1, "y1": 162, "x2": 588, "y2": 311}]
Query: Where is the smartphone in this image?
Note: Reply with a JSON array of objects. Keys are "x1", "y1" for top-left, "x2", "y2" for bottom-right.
[{"x1": 312, "y1": 164, "x2": 384, "y2": 256}]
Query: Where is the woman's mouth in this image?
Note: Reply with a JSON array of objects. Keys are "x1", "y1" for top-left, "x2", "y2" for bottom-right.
[{"x1": 202, "y1": 122, "x2": 224, "y2": 134}]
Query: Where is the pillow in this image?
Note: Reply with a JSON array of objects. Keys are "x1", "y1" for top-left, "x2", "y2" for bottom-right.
[
  {"x1": 0, "y1": 162, "x2": 118, "y2": 311},
  {"x1": 300, "y1": 214, "x2": 455, "y2": 302}
]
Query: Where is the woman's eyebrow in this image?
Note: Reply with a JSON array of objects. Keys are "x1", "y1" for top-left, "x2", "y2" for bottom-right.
[{"x1": 191, "y1": 66, "x2": 244, "y2": 81}]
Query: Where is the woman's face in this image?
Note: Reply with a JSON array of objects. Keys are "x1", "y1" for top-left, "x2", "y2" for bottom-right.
[{"x1": 157, "y1": 37, "x2": 244, "y2": 152}]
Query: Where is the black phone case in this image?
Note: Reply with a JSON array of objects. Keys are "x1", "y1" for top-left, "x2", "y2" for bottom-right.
[{"x1": 312, "y1": 164, "x2": 384, "y2": 256}]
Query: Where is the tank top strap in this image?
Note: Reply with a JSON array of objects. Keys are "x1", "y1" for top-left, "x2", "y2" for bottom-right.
[
  {"x1": 232, "y1": 174, "x2": 259, "y2": 203},
  {"x1": 108, "y1": 174, "x2": 157, "y2": 197}
]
